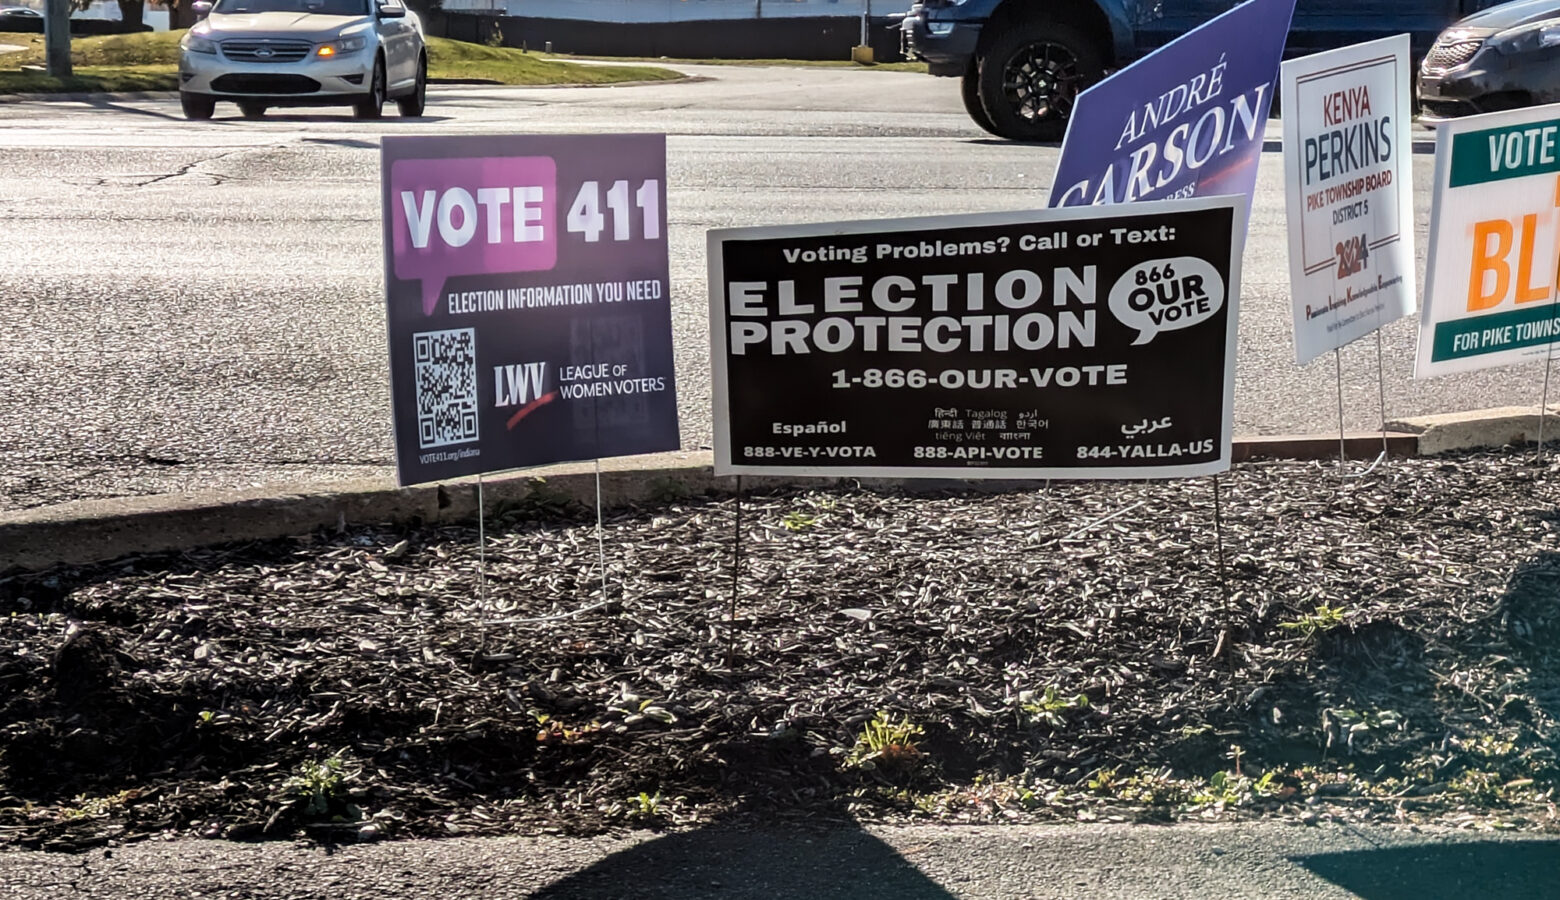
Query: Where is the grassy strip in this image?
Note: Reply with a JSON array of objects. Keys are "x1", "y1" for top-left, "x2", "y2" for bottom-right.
[
  {"x1": 0, "y1": 64, "x2": 177, "y2": 94},
  {"x1": 0, "y1": 31, "x2": 680, "y2": 94},
  {"x1": 555, "y1": 52, "x2": 928, "y2": 72}
]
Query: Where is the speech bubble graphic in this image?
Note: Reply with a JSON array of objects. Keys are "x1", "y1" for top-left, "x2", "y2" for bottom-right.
[
  {"x1": 1107, "y1": 256, "x2": 1225, "y2": 345},
  {"x1": 390, "y1": 155, "x2": 559, "y2": 315}
]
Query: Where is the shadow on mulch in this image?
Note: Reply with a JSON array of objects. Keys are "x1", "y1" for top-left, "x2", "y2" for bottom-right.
[
  {"x1": 530, "y1": 819, "x2": 957, "y2": 900},
  {"x1": 6, "y1": 453, "x2": 1560, "y2": 852},
  {"x1": 1498, "y1": 548, "x2": 1560, "y2": 725},
  {"x1": 1295, "y1": 840, "x2": 1560, "y2": 900}
]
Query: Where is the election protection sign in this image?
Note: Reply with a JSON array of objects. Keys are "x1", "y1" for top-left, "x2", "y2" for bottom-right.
[
  {"x1": 1418, "y1": 106, "x2": 1560, "y2": 377},
  {"x1": 1050, "y1": 0, "x2": 1294, "y2": 209},
  {"x1": 710, "y1": 197, "x2": 1246, "y2": 479},
  {"x1": 1280, "y1": 35, "x2": 1416, "y2": 364},
  {"x1": 382, "y1": 134, "x2": 680, "y2": 486}
]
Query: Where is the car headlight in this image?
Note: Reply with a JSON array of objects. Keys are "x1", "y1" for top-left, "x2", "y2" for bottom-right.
[
  {"x1": 316, "y1": 35, "x2": 367, "y2": 57},
  {"x1": 181, "y1": 31, "x2": 217, "y2": 54},
  {"x1": 1490, "y1": 20, "x2": 1560, "y2": 56}
]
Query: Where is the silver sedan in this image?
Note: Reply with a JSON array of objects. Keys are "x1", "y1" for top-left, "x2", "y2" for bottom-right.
[{"x1": 177, "y1": 0, "x2": 426, "y2": 120}]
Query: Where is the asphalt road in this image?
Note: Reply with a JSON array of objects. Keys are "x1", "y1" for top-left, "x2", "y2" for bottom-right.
[
  {"x1": 2, "y1": 821, "x2": 1558, "y2": 899},
  {"x1": 0, "y1": 66, "x2": 1547, "y2": 512}
]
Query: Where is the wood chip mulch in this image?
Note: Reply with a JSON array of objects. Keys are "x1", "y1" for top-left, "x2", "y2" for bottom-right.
[{"x1": 3, "y1": 450, "x2": 1560, "y2": 852}]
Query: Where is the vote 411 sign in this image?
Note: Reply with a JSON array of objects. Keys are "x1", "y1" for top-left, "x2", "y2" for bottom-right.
[
  {"x1": 382, "y1": 134, "x2": 680, "y2": 486},
  {"x1": 1419, "y1": 106, "x2": 1560, "y2": 377}
]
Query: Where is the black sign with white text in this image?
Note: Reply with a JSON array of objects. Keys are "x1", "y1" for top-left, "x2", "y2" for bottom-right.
[{"x1": 709, "y1": 198, "x2": 1245, "y2": 478}]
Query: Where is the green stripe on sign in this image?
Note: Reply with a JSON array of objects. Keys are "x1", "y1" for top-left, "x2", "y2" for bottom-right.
[
  {"x1": 1432, "y1": 304, "x2": 1560, "y2": 361},
  {"x1": 1450, "y1": 120, "x2": 1560, "y2": 187}
]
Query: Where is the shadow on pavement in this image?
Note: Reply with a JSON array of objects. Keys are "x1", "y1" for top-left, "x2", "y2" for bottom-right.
[
  {"x1": 1295, "y1": 839, "x2": 1560, "y2": 900},
  {"x1": 529, "y1": 822, "x2": 958, "y2": 900}
]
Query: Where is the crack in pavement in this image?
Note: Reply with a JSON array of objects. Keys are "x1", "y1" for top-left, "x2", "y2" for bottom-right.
[
  {"x1": 61, "y1": 145, "x2": 287, "y2": 190},
  {"x1": 132, "y1": 148, "x2": 250, "y2": 187}
]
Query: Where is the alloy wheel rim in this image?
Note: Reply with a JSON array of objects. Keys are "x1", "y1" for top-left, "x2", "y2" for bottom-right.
[{"x1": 1001, "y1": 41, "x2": 1081, "y2": 123}]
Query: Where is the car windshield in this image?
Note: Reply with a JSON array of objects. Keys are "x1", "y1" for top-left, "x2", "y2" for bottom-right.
[{"x1": 213, "y1": 0, "x2": 368, "y2": 15}]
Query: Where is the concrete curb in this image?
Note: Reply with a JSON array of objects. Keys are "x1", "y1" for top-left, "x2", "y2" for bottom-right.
[
  {"x1": 0, "y1": 409, "x2": 1550, "y2": 573},
  {"x1": 1388, "y1": 406, "x2": 1560, "y2": 455}
]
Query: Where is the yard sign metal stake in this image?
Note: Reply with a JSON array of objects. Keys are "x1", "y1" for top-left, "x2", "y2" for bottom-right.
[
  {"x1": 595, "y1": 458, "x2": 609, "y2": 601},
  {"x1": 1212, "y1": 475, "x2": 1233, "y2": 674},
  {"x1": 1537, "y1": 218, "x2": 1560, "y2": 461},
  {"x1": 1375, "y1": 328, "x2": 1391, "y2": 463},
  {"x1": 1333, "y1": 348, "x2": 1348, "y2": 480},
  {"x1": 728, "y1": 476, "x2": 744, "y2": 669},
  {"x1": 474, "y1": 472, "x2": 489, "y2": 653}
]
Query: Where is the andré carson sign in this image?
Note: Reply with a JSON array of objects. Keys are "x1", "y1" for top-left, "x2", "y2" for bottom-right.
[
  {"x1": 382, "y1": 134, "x2": 680, "y2": 486},
  {"x1": 1050, "y1": 0, "x2": 1295, "y2": 210},
  {"x1": 710, "y1": 198, "x2": 1246, "y2": 479}
]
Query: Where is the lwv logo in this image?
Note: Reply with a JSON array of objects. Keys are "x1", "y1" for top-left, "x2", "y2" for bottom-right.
[{"x1": 494, "y1": 362, "x2": 556, "y2": 429}]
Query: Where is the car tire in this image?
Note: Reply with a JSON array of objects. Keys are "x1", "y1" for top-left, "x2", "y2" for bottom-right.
[
  {"x1": 396, "y1": 54, "x2": 427, "y2": 117},
  {"x1": 961, "y1": 65, "x2": 1000, "y2": 136},
  {"x1": 239, "y1": 102, "x2": 267, "y2": 119},
  {"x1": 354, "y1": 57, "x2": 386, "y2": 119},
  {"x1": 975, "y1": 20, "x2": 1103, "y2": 142},
  {"x1": 180, "y1": 91, "x2": 216, "y2": 121}
]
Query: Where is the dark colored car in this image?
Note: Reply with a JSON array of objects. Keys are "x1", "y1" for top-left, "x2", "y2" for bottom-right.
[
  {"x1": 1419, "y1": 0, "x2": 1560, "y2": 121},
  {"x1": 901, "y1": 0, "x2": 1502, "y2": 141}
]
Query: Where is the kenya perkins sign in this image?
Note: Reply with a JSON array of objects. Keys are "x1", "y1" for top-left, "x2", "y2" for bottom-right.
[
  {"x1": 382, "y1": 134, "x2": 680, "y2": 486},
  {"x1": 1281, "y1": 35, "x2": 1415, "y2": 365},
  {"x1": 1419, "y1": 107, "x2": 1560, "y2": 377},
  {"x1": 710, "y1": 198, "x2": 1246, "y2": 479}
]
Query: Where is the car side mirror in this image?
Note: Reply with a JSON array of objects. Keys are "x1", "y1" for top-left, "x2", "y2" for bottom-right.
[
  {"x1": 377, "y1": 4, "x2": 405, "y2": 18},
  {"x1": 192, "y1": 0, "x2": 212, "y2": 19}
]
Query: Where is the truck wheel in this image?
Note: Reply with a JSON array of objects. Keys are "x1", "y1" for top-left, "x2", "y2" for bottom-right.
[
  {"x1": 961, "y1": 66, "x2": 1000, "y2": 136},
  {"x1": 976, "y1": 20, "x2": 1103, "y2": 142}
]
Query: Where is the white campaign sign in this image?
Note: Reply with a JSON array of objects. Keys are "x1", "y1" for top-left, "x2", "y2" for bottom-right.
[
  {"x1": 1418, "y1": 104, "x2": 1560, "y2": 377},
  {"x1": 1280, "y1": 35, "x2": 1416, "y2": 365}
]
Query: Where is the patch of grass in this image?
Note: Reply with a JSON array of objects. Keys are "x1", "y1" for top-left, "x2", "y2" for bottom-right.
[
  {"x1": 0, "y1": 65, "x2": 178, "y2": 94},
  {"x1": 0, "y1": 32, "x2": 681, "y2": 95},
  {"x1": 424, "y1": 38, "x2": 681, "y2": 85},
  {"x1": 1017, "y1": 686, "x2": 1089, "y2": 729},
  {"x1": 58, "y1": 789, "x2": 139, "y2": 821},
  {"x1": 1279, "y1": 603, "x2": 1347, "y2": 641},
  {"x1": 0, "y1": 32, "x2": 183, "y2": 67},
  {"x1": 283, "y1": 753, "x2": 355, "y2": 819},
  {"x1": 554, "y1": 52, "x2": 929, "y2": 72},
  {"x1": 780, "y1": 510, "x2": 819, "y2": 532},
  {"x1": 845, "y1": 710, "x2": 924, "y2": 771}
]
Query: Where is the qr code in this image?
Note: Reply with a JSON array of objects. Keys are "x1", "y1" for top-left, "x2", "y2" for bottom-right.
[{"x1": 413, "y1": 328, "x2": 479, "y2": 449}]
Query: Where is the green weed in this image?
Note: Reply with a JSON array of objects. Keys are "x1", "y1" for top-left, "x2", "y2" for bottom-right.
[
  {"x1": 1279, "y1": 604, "x2": 1346, "y2": 640},
  {"x1": 845, "y1": 710, "x2": 924, "y2": 770},
  {"x1": 781, "y1": 510, "x2": 819, "y2": 532},
  {"x1": 1018, "y1": 686, "x2": 1089, "y2": 729},
  {"x1": 283, "y1": 753, "x2": 353, "y2": 819}
]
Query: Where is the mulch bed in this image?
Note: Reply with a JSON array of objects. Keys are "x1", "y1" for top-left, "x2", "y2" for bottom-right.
[{"x1": 2, "y1": 450, "x2": 1560, "y2": 852}]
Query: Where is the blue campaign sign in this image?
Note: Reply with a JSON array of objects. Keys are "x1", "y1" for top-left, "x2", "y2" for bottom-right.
[{"x1": 1049, "y1": 0, "x2": 1296, "y2": 209}]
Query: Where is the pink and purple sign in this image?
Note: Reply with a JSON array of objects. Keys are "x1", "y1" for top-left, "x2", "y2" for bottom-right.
[
  {"x1": 389, "y1": 155, "x2": 560, "y2": 315},
  {"x1": 382, "y1": 134, "x2": 680, "y2": 487}
]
